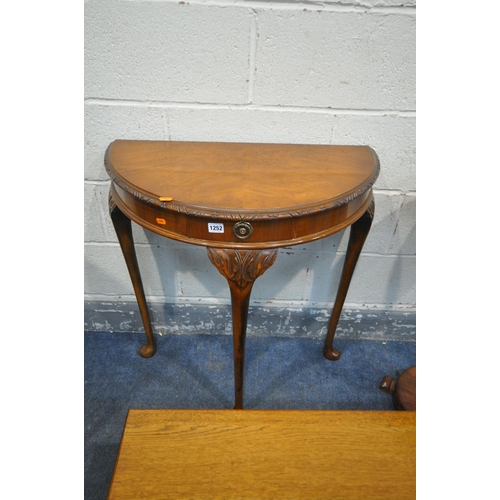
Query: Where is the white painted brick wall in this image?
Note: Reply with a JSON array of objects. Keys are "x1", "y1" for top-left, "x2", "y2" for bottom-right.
[
  {"x1": 253, "y1": 10, "x2": 415, "y2": 110},
  {"x1": 84, "y1": 0, "x2": 416, "y2": 311},
  {"x1": 85, "y1": 1, "x2": 251, "y2": 103}
]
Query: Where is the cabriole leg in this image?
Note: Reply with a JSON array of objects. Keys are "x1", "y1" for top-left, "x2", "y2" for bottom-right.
[
  {"x1": 324, "y1": 200, "x2": 375, "y2": 360},
  {"x1": 207, "y1": 248, "x2": 278, "y2": 409},
  {"x1": 109, "y1": 194, "x2": 156, "y2": 358}
]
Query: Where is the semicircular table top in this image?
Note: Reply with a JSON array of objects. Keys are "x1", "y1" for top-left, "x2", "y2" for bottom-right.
[{"x1": 105, "y1": 140, "x2": 379, "y2": 217}]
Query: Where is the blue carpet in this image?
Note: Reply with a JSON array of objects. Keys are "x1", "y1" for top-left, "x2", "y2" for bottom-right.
[{"x1": 84, "y1": 331, "x2": 416, "y2": 500}]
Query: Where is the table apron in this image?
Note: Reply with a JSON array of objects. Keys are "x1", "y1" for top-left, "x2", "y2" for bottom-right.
[{"x1": 110, "y1": 183, "x2": 373, "y2": 249}]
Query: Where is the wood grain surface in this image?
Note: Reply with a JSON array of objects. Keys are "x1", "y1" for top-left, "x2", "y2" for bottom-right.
[
  {"x1": 105, "y1": 140, "x2": 379, "y2": 248},
  {"x1": 108, "y1": 409, "x2": 415, "y2": 500},
  {"x1": 106, "y1": 140, "x2": 379, "y2": 213}
]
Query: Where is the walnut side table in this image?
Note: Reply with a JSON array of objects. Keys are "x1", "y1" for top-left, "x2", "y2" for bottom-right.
[{"x1": 105, "y1": 140, "x2": 379, "y2": 409}]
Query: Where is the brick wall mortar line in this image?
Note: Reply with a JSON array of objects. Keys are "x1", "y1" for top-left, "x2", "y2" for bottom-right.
[
  {"x1": 84, "y1": 99, "x2": 416, "y2": 117},
  {"x1": 373, "y1": 189, "x2": 415, "y2": 195},
  {"x1": 92, "y1": 185, "x2": 113, "y2": 241},
  {"x1": 247, "y1": 10, "x2": 258, "y2": 103},
  {"x1": 85, "y1": 180, "x2": 111, "y2": 185},
  {"x1": 384, "y1": 192, "x2": 405, "y2": 253},
  {"x1": 163, "y1": 109, "x2": 171, "y2": 141},
  {"x1": 122, "y1": 0, "x2": 416, "y2": 15}
]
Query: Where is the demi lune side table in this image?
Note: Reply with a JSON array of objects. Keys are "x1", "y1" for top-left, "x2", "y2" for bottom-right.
[{"x1": 105, "y1": 140, "x2": 379, "y2": 409}]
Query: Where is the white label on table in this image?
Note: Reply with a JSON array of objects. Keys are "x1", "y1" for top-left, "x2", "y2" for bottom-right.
[{"x1": 208, "y1": 223, "x2": 224, "y2": 233}]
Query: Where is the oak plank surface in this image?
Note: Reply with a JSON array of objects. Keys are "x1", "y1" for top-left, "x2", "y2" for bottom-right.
[{"x1": 108, "y1": 409, "x2": 415, "y2": 500}]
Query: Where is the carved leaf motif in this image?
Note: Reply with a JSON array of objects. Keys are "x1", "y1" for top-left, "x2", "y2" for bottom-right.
[{"x1": 207, "y1": 248, "x2": 278, "y2": 289}]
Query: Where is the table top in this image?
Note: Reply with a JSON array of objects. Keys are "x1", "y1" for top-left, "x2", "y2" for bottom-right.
[
  {"x1": 106, "y1": 141, "x2": 379, "y2": 248},
  {"x1": 106, "y1": 140, "x2": 378, "y2": 215},
  {"x1": 108, "y1": 409, "x2": 415, "y2": 500}
]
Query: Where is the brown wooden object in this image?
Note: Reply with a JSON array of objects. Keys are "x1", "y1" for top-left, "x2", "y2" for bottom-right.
[
  {"x1": 380, "y1": 366, "x2": 416, "y2": 411},
  {"x1": 107, "y1": 409, "x2": 416, "y2": 500},
  {"x1": 105, "y1": 140, "x2": 379, "y2": 407},
  {"x1": 207, "y1": 248, "x2": 278, "y2": 408},
  {"x1": 324, "y1": 199, "x2": 374, "y2": 360},
  {"x1": 109, "y1": 195, "x2": 156, "y2": 358}
]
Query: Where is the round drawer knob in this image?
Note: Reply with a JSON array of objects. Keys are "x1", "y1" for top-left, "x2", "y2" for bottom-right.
[{"x1": 233, "y1": 221, "x2": 253, "y2": 239}]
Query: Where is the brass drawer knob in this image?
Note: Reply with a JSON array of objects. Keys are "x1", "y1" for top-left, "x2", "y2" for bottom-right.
[{"x1": 233, "y1": 221, "x2": 253, "y2": 239}]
